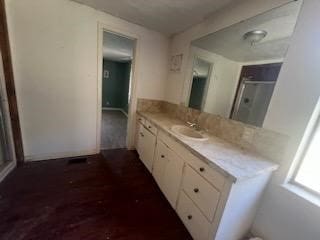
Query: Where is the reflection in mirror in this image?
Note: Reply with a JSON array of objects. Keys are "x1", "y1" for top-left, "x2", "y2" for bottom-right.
[
  {"x1": 183, "y1": 1, "x2": 302, "y2": 127},
  {"x1": 230, "y1": 63, "x2": 281, "y2": 126},
  {"x1": 188, "y1": 58, "x2": 212, "y2": 110}
]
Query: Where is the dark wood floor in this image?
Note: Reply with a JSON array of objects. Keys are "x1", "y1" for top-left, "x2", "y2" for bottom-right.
[{"x1": 0, "y1": 149, "x2": 192, "y2": 240}]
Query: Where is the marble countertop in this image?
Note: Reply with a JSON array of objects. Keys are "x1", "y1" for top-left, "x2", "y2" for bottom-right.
[{"x1": 137, "y1": 111, "x2": 278, "y2": 182}]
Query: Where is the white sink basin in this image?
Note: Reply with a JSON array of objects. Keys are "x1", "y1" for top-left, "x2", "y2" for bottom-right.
[{"x1": 171, "y1": 125, "x2": 208, "y2": 141}]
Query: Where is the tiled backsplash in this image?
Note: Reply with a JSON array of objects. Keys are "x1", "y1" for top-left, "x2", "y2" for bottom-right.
[
  {"x1": 137, "y1": 98, "x2": 163, "y2": 113},
  {"x1": 137, "y1": 98, "x2": 289, "y2": 163}
]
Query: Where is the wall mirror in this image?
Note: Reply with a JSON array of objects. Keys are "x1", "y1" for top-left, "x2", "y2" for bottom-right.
[{"x1": 182, "y1": 1, "x2": 302, "y2": 127}]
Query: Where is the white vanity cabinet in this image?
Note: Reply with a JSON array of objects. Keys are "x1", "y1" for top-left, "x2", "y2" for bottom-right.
[
  {"x1": 136, "y1": 114, "x2": 273, "y2": 240},
  {"x1": 136, "y1": 118, "x2": 157, "y2": 172},
  {"x1": 136, "y1": 123, "x2": 143, "y2": 156},
  {"x1": 152, "y1": 139, "x2": 184, "y2": 208},
  {"x1": 177, "y1": 191, "x2": 212, "y2": 240},
  {"x1": 181, "y1": 165, "x2": 220, "y2": 222}
]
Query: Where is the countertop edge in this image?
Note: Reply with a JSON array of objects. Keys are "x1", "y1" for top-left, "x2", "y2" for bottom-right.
[{"x1": 137, "y1": 111, "x2": 279, "y2": 183}]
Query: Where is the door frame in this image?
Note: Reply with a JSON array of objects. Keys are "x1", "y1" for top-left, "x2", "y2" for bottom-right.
[
  {"x1": 0, "y1": 0, "x2": 24, "y2": 164},
  {"x1": 0, "y1": 50, "x2": 17, "y2": 181},
  {"x1": 97, "y1": 22, "x2": 140, "y2": 151},
  {"x1": 187, "y1": 56, "x2": 213, "y2": 111}
]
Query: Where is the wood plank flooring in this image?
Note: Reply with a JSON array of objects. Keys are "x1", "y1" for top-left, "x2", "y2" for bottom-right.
[{"x1": 0, "y1": 149, "x2": 192, "y2": 240}]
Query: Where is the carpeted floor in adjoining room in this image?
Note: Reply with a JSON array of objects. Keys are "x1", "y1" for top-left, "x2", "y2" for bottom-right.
[{"x1": 101, "y1": 110, "x2": 128, "y2": 150}]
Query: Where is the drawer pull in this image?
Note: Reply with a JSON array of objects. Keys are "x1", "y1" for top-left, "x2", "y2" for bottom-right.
[
  {"x1": 187, "y1": 215, "x2": 192, "y2": 220},
  {"x1": 199, "y1": 167, "x2": 205, "y2": 172},
  {"x1": 139, "y1": 118, "x2": 142, "y2": 121},
  {"x1": 148, "y1": 126, "x2": 152, "y2": 129},
  {"x1": 140, "y1": 132, "x2": 144, "y2": 137},
  {"x1": 193, "y1": 188, "x2": 199, "y2": 193},
  {"x1": 161, "y1": 155, "x2": 165, "y2": 158}
]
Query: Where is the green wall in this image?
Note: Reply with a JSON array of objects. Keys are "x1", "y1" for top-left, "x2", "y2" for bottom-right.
[
  {"x1": 188, "y1": 77, "x2": 207, "y2": 110},
  {"x1": 102, "y1": 59, "x2": 131, "y2": 113}
]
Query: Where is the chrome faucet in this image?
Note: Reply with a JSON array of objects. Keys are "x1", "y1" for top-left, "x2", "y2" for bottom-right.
[{"x1": 187, "y1": 121, "x2": 200, "y2": 131}]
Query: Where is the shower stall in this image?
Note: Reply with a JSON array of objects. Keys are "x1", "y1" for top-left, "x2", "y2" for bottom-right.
[
  {"x1": 231, "y1": 78, "x2": 276, "y2": 127},
  {"x1": 231, "y1": 63, "x2": 281, "y2": 127}
]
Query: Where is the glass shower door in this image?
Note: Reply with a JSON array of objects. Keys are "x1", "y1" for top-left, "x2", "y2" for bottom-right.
[{"x1": 232, "y1": 80, "x2": 276, "y2": 127}]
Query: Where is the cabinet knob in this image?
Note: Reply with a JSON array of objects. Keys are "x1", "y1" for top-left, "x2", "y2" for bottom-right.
[
  {"x1": 140, "y1": 132, "x2": 144, "y2": 137},
  {"x1": 194, "y1": 188, "x2": 199, "y2": 193},
  {"x1": 161, "y1": 155, "x2": 165, "y2": 158},
  {"x1": 199, "y1": 167, "x2": 205, "y2": 172},
  {"x1": 187, "y1": 215, "x2": 192, "y2": 220},
  {"x1": 148, "y1": 126, "x2": 152, "y2": 129}
]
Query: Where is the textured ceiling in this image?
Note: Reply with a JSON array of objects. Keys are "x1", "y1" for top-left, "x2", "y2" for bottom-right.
[
  {"x1": 103, "y1": 32, "x2": 134, "y2": 62},
  {"x1": 71, "y1": 0, "x2": 238, "y2": 35},
  {"x1": 192, "y1": 1, "x2": 302, "y2": 62}
]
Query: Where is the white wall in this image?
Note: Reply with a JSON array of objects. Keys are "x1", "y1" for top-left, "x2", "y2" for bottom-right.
[
  {"x1": 252, "y1": 0, "x2": 320, "y2": 239},
  {"x1": 204, "y1": 53, "x2": 240, "y2": 118},
  {"x1": 166, "y1": 0, "x2": 292, "y2": 104},
  {"x1": 6, "y1": 0, "x2": 169, "y2": 160}
]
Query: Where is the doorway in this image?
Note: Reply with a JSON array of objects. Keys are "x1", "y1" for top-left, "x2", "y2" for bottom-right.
[
  {"x1": 188, "y1": 57, "x2": 212, "y2": 111},
  {"x1": 100, "y1": 31, "x2": 135, "y2": 150}
]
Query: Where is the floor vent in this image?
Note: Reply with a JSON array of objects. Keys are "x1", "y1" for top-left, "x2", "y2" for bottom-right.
[{"x1": 68, "y1": 157, "x2": 87, "y2": 165}]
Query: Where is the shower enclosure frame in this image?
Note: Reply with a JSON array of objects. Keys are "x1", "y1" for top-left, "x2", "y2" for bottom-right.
[
  {"x1": 231, "y1": 78, "x2": 276, "y2": 123},
  {"x1": 229, "y1": 62, "x2": 282, "y2": 126}
]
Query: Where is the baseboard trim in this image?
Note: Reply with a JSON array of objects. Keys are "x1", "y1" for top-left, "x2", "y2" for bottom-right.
[
  {"x1": 102, "y1": 107, "x2": 128, "y2": 117},
  {"x1": 102, "y1": 107, "x2": 119, "y2": 111},
  {"x1": 25, "y1": 149, "x2": 99, "y2": 162},
  {"x1": 0, "y1": 161, "x2": 16, "y2": 183}
]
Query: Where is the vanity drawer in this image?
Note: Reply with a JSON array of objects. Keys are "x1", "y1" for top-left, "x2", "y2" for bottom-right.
[
  {"x1": 137, "y1": 115, "x2": 146, "y2": 125},
  {"x1": 182, "y1": 165, "x2": 220, "y2": 221},
  {"x1": 158, "y1": 130, "x2": 190, "y2": 157},
  {"x1": 145, "y1": 120, "x2": 158, "y2": 135},
  {"x1": 158, "y1": 130, "x2": 226, "y2": 191},
  {"x1": 187, "y1": 153, "x2": 226, "y2": 191},
  {"x1": 177, "y1": 191, "x2": 211, "y2": 240}
]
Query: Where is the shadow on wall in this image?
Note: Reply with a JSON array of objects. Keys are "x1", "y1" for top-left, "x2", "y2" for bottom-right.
[{"x1": 102, "y1": 59, "x2": 131, "y2": 113}]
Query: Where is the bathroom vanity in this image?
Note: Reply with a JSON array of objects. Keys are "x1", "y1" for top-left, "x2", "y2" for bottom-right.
[{"x1": 135, "y1": 111, "x2": 278, "y2": 240}]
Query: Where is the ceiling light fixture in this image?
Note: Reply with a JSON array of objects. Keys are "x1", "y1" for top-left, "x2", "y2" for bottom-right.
[{"x1": 243, "y1": 30, "x2": 267, "y2": 46}]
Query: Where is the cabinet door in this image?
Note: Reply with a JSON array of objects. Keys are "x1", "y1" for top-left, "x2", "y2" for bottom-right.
[
  {"x1": 152, "y1": 139, "x2": 184, "y2": 208},
  {"x1": 136, "y1": 123, "x2": 144, "y2": 157},
  {"x1": 152, "y1": 140, "x2": 168, "y2": 186},
  {"x1": 139, "y1": 127, "x2": 156, "y2": 172},
  {"x1": 161, "y1": 146, "x2": 184, "y2": 208}
]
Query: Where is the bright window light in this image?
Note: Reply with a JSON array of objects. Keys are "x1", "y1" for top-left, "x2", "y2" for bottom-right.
[{"x1": 294, "y1": 119, "x2": 320, "y2": 195}]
